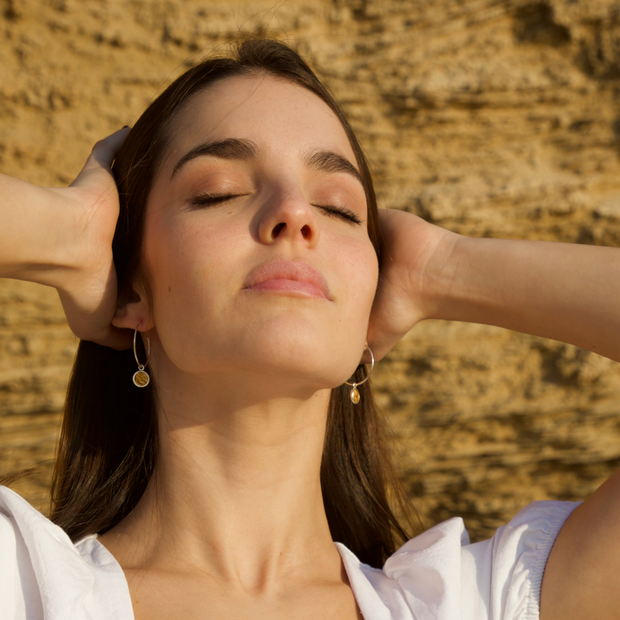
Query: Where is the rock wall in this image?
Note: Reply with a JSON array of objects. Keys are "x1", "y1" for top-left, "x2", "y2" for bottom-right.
[{"x1": 1, "y1": 0, "x2": 620, "y2": 541}]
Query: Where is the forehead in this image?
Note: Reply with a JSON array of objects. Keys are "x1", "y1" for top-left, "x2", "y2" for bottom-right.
[{"x1": 161, "y1": 74, "x2": 357, "y2": 171}]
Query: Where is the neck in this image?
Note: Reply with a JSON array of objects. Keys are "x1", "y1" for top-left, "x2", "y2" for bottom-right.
[{"x1": 100, "y1": 368, "x2": 339, "y2": 593}]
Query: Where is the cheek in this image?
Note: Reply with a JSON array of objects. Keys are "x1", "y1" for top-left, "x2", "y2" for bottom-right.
[
  {"x1": 337, "y1": 237, "x2": 379, "y2": 313},
  {"x1": 142, "y1": 217, "x2": 241, "y2": 357},
  {"x1": 145, "y1": 214, "x2": 237, "y2": 299},
  {"x1": 323, "y1": 237, "x2": 377, "y2": 383},
  {"x1": 326, "y1": 233, "x2": 378, "y2": 360}
]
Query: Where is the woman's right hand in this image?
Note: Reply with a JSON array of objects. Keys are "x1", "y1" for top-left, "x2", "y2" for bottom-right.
[
  {"x1": 57, "y1": 128, "x2": 133, "y2": 349},
  {"x1": 0, "y1": 128, "x2": 132, "y2": 349}
]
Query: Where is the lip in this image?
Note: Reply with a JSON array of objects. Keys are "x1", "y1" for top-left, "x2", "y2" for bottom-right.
[{"x1": 243, "y1": 259, "x2": 330, "y2": 299}]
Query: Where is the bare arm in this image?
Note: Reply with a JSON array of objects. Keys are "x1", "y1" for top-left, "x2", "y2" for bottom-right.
[
  {"x1": 369, "y1": 208, "x2": 620, "y2": 620},
  {"x1": 429, "y1": 235, "x2": 620, "y2": 362},
  {"x1": 0, "y1": 175, "x2": 74, "y2": 281},
  {"x1": 0, "y1": 128, "x2": 131, "y2": 349},
  {"x1": 369, "y1": 208, "x2": 620, "y2": 362}
]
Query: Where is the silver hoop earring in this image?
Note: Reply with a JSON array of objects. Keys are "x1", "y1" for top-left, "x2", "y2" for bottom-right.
[
  {"x1": 132, "y1": 329, "x2": 151, "y2": 388},
  {"x1": 344, "y1": 345, "x2": 374, "y2": 404}
]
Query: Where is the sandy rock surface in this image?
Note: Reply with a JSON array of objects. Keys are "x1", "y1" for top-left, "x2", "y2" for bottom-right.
[{"x1": 1, "y1": 0, "x2": 620, "y2": 541}]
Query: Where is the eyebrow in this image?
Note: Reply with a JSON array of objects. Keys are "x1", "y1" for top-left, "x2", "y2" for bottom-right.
[
  {"x1": 171, "y1": 138, "x2": 258, "y2": 178},
  {"x1": 304, "y1": 150, "x2": 363, "y2": 185},
  {"x1": 171, "y1": 138, "x2": 363, "y2": 186}
]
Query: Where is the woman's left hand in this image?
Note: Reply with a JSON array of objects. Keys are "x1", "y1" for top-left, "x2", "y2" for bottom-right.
[
  {"x1": 366, "y1": 209, "x2": 457, "y2": 361},
  {"x1": 368, "y1": 206, "x2": 620, "y2": 365}
]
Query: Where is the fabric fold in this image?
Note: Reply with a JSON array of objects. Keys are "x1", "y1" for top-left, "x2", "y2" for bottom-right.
[{"x1": 0, "y1": 486, "x2": 579, "y2": 620}]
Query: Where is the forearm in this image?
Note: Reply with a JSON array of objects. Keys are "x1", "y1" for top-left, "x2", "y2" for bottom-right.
[
  {"x1": 427, "y1": 235, "x2": 620, "y2": 362},
  {"x1": 0, "y1": 173, "x2": 79, "y2": 286}
]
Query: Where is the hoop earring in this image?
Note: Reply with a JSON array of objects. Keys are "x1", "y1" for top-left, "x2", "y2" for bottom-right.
[
  {"x1": 132, "y1": 329, "x2": 151, "y2": 388},
  {"x1": 344, "y1": 344, "x2": 374, "y2": 404}
]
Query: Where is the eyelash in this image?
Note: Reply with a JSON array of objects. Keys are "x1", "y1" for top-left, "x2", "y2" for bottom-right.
[
  {"x1": 316, "y1": 205, "x2": 363, "y2": 225},
  {"x1": 191, "y1": 193, "x2": 239, "y2": 207},
  {"x1": 190, "y1": 193, "x2": 363, "y2": 225}
]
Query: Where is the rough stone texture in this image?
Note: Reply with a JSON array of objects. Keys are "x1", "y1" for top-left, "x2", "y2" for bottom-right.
[{"x1": 1, "y1": 0, "x2": 620, "y2": 540}]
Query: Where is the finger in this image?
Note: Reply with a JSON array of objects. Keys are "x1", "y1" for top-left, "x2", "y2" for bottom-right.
[
  {"x1": 73, "y1": 127, "x2": 131, "y2": 181},
  {"x1": 366, "y1": 291, "x2": 412, "y2": 362},
  {"x1": 364, "y1": 325, "x2": 394, "y2": 363},
  {"x1": 82, "y1": 324, "x2": 133, "y2": 351},
  {"x1": 360, "y1": 347, "x2": 375, "y2": 364},
  {"x1": 97, "y1": 325, "x2": 134, "y2": 350}
]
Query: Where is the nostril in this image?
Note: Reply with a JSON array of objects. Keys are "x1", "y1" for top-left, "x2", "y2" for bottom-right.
[
  {"x1": 301, "y1": 224, "x2": 311, "y2": 239},
  {"x1": 272, "y1": 222, "x2": 286, "y2": 238}
]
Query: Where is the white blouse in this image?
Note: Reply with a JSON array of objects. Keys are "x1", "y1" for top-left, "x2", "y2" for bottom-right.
[{"x1": 0, "y1": 485, "x2": 578, "y2": 620}]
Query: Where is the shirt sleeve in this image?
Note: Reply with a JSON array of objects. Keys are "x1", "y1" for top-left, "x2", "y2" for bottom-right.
[
  {"x1": 381, "y1": 500, "x2": 579, "y2": 620},
  {"x1": 0, "y1": 486, "x2": 134, "y2": 620},
  {"x1": 462, "y1": 500, "x2": 579, "y2": 620},
  {"x1": 0, "y1": 497, "x2": 44, "y2": 620}
]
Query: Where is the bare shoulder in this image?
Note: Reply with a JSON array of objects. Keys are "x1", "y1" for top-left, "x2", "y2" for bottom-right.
[{"x1": 541, "y1": 467, "x2": 620, "y2": 620}]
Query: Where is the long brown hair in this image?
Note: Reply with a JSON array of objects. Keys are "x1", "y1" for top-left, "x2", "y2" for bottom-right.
[{"x1": 49, "y1": 38, "x2": 419, "y2": 568}]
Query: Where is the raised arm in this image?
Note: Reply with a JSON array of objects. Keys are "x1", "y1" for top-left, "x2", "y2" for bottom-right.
[
  {"x1": 369, "y1": 208, "x2": 620, "y2": 620},
  {"x1": 0, "y1": 128, "x2": 131, "y2": 349},
  {"x1": 369, "y1": 208, "x2": 620, "y2": 363}
]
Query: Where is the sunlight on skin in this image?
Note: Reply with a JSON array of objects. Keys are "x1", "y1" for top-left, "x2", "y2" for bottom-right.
[{"x1": 101, "y1": 75, "x2": 377, "y2": 618}]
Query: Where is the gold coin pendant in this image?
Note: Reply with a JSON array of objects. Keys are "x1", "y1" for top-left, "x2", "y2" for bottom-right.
[{"x1": 133, "y1": 370, "x2": 150, "y2": 388}]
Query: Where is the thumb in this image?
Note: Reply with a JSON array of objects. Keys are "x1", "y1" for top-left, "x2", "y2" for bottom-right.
[{"x1": 366, "y1": 272, "x2": 420, "y2": 362}]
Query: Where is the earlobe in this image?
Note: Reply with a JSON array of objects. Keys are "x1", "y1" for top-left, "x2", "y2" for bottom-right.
[{"x1": 112, "y1": 297, "x2": 154, "y2": 331}]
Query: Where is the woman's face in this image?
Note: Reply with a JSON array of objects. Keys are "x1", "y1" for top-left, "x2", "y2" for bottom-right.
[{"x1": 142, "y1": 74, "x2": 378, "y2": 394}]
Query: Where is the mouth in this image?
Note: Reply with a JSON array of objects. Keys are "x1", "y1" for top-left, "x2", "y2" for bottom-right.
[{"x1": 243, "y1": 259, "x2": 330, "y2": 299}]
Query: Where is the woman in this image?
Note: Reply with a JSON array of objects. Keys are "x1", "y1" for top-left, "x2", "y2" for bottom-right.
[{"x1": 0, "y1": 38, "x2": 619, "y2": 620}]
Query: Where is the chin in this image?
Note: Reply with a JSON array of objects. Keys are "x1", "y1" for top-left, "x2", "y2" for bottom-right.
[
  {"x1": 156, "y1": 313, "x2": 364, "y2": 388},
  {"x1": 246, "y1": 335, "x2": 360, "y2": 392},
  {"x1": 248, "y1": 344, "x2": 343, "y2": 384}
]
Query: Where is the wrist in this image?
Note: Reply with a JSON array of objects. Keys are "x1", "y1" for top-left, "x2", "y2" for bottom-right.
[
  {"x1": 0, "y1": 186, "x2": 90, "y2": 289},
  {"x1": 417, "y1": 227, "x2": 465, "y2": 321}
]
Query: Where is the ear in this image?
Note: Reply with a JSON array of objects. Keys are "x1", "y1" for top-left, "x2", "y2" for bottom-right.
[{"x1": 112, "y1": 289, "x2": 155, "y2": 332}]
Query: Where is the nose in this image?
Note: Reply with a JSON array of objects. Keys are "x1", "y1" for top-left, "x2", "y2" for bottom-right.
[{"x1": 257, "y1": 188, "x2": 320, "y2": 248}]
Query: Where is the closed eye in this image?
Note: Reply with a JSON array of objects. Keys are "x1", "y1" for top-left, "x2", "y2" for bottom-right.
[
  {"x1": 190, "y1": 193, "x2": 363, "y2": 225},
  {"x1": 315, "y1": 205, "x2": 363, "y2": 225},
  {"x1": 190, "y1": 193, "x2": 242, "y2": 208}
]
